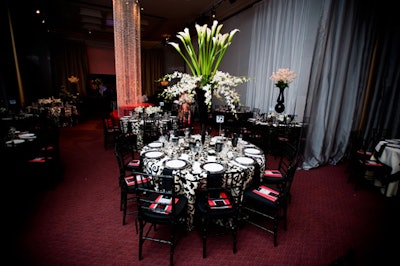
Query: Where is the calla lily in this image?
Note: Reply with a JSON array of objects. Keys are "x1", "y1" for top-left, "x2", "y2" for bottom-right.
[{"x1": 158, "y1": 21, "x2": 249, "y2": 115}]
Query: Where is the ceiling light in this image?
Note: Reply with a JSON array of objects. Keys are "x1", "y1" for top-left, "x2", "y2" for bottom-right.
[{"x1": 211, "y1": 8, "x2": 216, "y2": 19}]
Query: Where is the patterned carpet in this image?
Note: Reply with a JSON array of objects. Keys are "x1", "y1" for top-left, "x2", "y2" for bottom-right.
[{"x1": 7, "y1": 119, "x2": 400, "y2": 265}]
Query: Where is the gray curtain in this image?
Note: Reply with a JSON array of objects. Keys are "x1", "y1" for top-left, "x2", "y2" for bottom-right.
[{"x1": 247, "y1": 0, "x2": 400, "y2": 170}]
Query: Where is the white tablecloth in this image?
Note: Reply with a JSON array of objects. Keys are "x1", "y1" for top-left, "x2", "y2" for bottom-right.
[{"x1": 374, "y1": 139, "x2": 400, "y2": 196}]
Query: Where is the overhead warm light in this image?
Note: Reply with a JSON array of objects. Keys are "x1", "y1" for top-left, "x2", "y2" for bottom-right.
[{"x1": 211, "y1": 8, "x2": 216, "y2": 19}]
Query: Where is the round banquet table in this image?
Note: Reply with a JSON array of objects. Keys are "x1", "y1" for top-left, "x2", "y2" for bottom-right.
[
  {"x1": 140, "y1": 134, "x2": 266, "y2": 230},
  {"x1": 373, "y1": 139, "x2": 400, "y2": 197}
]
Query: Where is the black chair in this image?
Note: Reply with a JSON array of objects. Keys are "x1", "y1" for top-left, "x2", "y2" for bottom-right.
[
  {"x1": 195, "y1": 170, "x2": 243, "y2": 258},
  {"x1": 120, "y1": 173, "x2": 153, "y2": 232},
  {"x1": 114, "y1": 132, "x2": 141, "y2": 176},
  {"x1": 372, "y1": 168, "x2": 399, "y2": 196},
  {"x1": 142, "y1": 118, "x2": 161, "y2": 145},
  {"x1": 114, "y1": 133, "x2": 142, "y2": 226},
  {"x1": 26, "y1": 122, "x2": 62, "y2": 188},
  {"x1": 269, "y1": 122, "x2": 298, "y2": 157},
  {"x1": 102, "y1": 115, "x2": 120, "y2": 149},
  {"x1": 262, "y1": 141, "x2": 298, "y2": 193},
  {"x1": 133, "y1": 171, "x2": 188, "y2": 266},
  {"x1": 346, "y1": 130, "x2": 392, "y2": 191},
  {"x1": 242, "y1": 161, "x2": 298, "y2": 247}
]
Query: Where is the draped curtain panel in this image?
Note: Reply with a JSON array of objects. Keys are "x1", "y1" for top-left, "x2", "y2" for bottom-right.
[
  {"x1": 247, "y1": 0, "x2": 400, "y2": 170},
  {"x1": 246, "y1": 0, "x2": 314, "y2": 117},
  {"x1": 141, "y1": 49, "x2": 164, "y2": 99},
  {"x1": 53, "y1": 40, "x2": 89, "y2": 97}
]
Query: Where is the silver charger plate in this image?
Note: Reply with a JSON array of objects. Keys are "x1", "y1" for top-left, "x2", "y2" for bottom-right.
[
  {"x1": 164, "y1": 159, "x2": 188, "y2": 170},
  {"x1": 201, "y1": 162, "x2": 225, "y2": 174}
]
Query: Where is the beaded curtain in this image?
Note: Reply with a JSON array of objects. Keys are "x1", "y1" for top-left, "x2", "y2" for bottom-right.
[{"x1": 113, "y1": 0, "x2": 142, "y2": 117}]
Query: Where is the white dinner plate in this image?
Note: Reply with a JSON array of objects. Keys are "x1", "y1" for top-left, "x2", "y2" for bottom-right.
[
  {"x1": 19, "y1": 133, "x2": 35, "y2": 139},
  {"x1": 6, "y1": 139, "x2": 25, "y2": 146},
  {"x1": 143, "y1": 150, "x2": 164, "y2": 159},
  {"x1": 202, "y1": 162, "x2": 225, "y2": 173},
  {"x1": 243, "y1": 147, "x2": 262, "y2": 155},
  {"x1": 148, "y1": 142, "x2": 163, "y2": 148},
  {"x1": 165, "y1": 159, "x2": 188, "y2": 170},
  {"x1": 234, "y1": 156, "x2": 255, "y2": 166}
]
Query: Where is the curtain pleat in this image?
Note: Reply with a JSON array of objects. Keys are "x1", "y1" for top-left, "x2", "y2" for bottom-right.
[{"x1": 248, "y1": 0, "x2": 399, "y2": 170}]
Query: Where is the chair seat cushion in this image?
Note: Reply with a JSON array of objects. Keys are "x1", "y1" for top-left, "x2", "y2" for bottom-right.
[
  {"x1": 127, "y1": 159, "x2": 140, "y2": 167},
  {"x1": 363, "y1": 160, "x2": 383, "y2": 167},
  {"x1": 196, "y1": 191, "x2": 237, "y2": 217},
  {"x1": 244, "y1": 184, "x2": 281, "y2": 207},
  {"x1": 140, "y1": 193, "x2": 188, "y2": 223}
]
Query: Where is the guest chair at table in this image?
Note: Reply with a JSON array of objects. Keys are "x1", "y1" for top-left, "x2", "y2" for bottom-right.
[
  {"x1": 26, "y1": 123, "x2": 62, "y2": 188},
  {"x1": 133, "y1": 171, "x2": 188, "y2": 266},
  {"x1": 262, "y1": 142, "x2": 298, "y2": 195},
  {"x1": 268, "y1": 122, "x2": 298, "y2": 157},
  {"x1": 374, "y1": 169, "x2": 400, "y2": 197},
  {"x1": 120, "y1": 173, "x2": 153, "y2": 232},
  {"x1": 242, "y1": 162, "x2": 298, "y2": 247},
  {"x1": 347, "y1": 130, "x2": 392, "y2": 191},
  {"x1": 102, "y1": 116, "x2": 120, "y2": 150},
  {"x1": 195, "y1": 171, "x2": 243, "y2": 258},
  {"x1": 114, "y1": 133, "x2": 143, "y2": 226},
  {"x1": 142, "y1": 117, "x2": 161, "y2": 145},
  {"x1": 114, "y1": 132, "x2": 141, "y2": 174}
]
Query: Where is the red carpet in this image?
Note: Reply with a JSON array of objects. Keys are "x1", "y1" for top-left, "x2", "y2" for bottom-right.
[{"x1": 8, "y1": 119, "x2": 400, "y2": 265}]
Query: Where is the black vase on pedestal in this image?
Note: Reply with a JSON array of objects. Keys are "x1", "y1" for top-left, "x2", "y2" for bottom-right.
[{"x1": 274, "y1": 86, "x2": 286, "y2": 113}]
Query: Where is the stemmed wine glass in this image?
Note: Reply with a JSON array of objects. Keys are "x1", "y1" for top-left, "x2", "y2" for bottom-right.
[{"x1": 207, "y1": 127, "x2": 212, "y2": 136}]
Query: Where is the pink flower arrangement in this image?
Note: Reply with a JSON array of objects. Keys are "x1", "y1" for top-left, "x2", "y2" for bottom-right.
[{"x1": 269, "y1": 68, "x2": 297, "y2": 89}]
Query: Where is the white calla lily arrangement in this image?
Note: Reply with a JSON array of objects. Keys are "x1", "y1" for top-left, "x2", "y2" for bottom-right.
[{"x1": 158, "y1": 20, "x2": 249, "y2": 113}]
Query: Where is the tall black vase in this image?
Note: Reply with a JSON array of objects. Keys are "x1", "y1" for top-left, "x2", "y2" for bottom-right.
[
  {"x1": 195, "y1": 87, "x2": 208, "y2": 144},
  {"x1": 274, "y1": 87, "x2": 286, "y2": 113}
]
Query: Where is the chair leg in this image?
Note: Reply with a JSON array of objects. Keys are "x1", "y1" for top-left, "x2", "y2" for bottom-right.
[
  {"x1": 138, "y1": 220, "x2": 143, "y2": 261},
  {"x1": 201, "y1": 218, "x2": 207, "y2": 258},
  {"x1": 122, "y1": 192, "x2": 127, "y2": 225},
  {"x1": 170, "y1": 227, "x2": 175, "y2": 266},
  {"x1": 232, "y1": 225, "x2": 237, "y2": 254},
  {"x1": 273, "y1": 214, "x2": 278, "y2": 247},
  {"x1": 120, "y1": 190, "x2": 124, "y2": 211}
]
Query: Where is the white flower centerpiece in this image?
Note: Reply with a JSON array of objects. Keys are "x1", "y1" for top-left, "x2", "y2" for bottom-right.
[
  {"x1": 159, "y1": 20, "x2": 249, "y2": 116},
  {"x1": 269, "y1": 68, "x2": 297, "y2": 113},
  {"x1": 134, "y1": 106, "x2": 162, "y2": 116}
]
